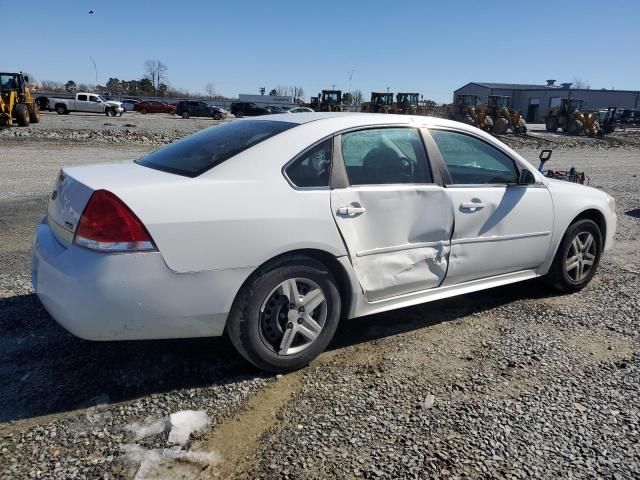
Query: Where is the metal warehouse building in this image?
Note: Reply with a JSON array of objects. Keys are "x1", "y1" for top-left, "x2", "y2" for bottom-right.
[{"x1": 453, "y1": 80, "x2": 640, "y2": 123}]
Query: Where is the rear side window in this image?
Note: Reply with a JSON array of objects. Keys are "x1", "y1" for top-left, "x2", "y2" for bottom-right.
[
  {"x1": 285, "y1": 139, "x2": 332, "y2": 188},
  {"x1": 77, "y1": 94, "x2": 87, "y2": 101},
  {"x1": 136, "y1": 120, "x2": 296, "y2": 177}
]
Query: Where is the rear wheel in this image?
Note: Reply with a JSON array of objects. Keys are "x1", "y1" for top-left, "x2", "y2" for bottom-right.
[
  {"x1": 546, "y1": 219, "x2": 602, "y2": 293},
  {"x1": 226, "y1": 256, "x2": 341, "y2": 373},
  {"x1": 546, "y1": 116, "x2": 559, "y2": 132},
  {"x1": 28, "y1": 102, "x2": 40, "y2": 123},
  {"x1": 56, "y1": 105, "x2": 67, "y2": 115},
  {"x1": 15, "y1": 104, "x2": 30, "y2": 126},
  {"x1": 139, "y1": 108, "x2": 147, "y2": 115},
  {"x1": 235, "y1": 111, "x2": 244, "y2": 118},
  {"x1": 181, "y1": 111, "x2": 190, "y2": 119}
]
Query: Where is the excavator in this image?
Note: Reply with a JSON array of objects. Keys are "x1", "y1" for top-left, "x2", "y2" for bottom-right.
[
  {"x1": 361, "y1": 92, "x2": 394, "y2": 113},
  {"x1": 0, "y1": 72, "x2": 40, "y2": 127}
]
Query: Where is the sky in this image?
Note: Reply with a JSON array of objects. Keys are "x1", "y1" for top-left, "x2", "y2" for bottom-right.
[{"x1": 6, "y1": 0, "x2": 640, "y2": 103}]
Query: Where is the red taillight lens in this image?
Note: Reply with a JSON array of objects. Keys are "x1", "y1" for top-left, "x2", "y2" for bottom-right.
[{"x1": 74, "y1": 190, "x2": 156, "y2": 252}]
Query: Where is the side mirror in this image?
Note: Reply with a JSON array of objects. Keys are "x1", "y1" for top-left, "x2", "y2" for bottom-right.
[
  {"x1": 519, "y1": 169, "x2": 536, "y2": 185},
  {"x1": 538, "y1": 149, "x2": 552, "y2": 172}
]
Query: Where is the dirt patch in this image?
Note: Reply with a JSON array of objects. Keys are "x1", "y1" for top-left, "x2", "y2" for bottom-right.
[{"x1": 195, "y1": 373, "x2": 302, "y2": 478}]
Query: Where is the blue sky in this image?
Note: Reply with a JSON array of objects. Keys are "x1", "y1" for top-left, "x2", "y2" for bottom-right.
[{"x1": 7, "y1": 0, "x2": 639, "y2": 102}]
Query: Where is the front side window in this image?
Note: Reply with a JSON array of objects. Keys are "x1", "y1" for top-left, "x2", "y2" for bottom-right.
[
  {"x1": 136, "y1": 120, "x2": 296, "y2": 177},
  {"x1": 429, "y1": 129, "x2": 519, "y2": 185},
  {"x1": 341, "y1": 128, "x2": 431, "y2": 185},
  {"x1": 90, "y1": 96, "x2": 100, "y2": 102},
  {"x1": 285, "y1": 139, "x2": 332, "y2": 188}
]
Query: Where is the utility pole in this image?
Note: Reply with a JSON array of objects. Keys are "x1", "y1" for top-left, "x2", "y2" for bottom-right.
[
  {"x1": 89, "y1": 56, "x2": 98, "y2": 89},
  {"x1": 348, "y1": 69, "x2": 355, "y2": 94}
]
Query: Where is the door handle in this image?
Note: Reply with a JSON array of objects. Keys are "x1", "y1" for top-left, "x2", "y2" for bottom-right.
[
  {"x1": 337, "y1": 206, "x2": 366, "y2": 216},
  {"x1": 460, "y1": 202, "x2": 485, "y2": 210}
]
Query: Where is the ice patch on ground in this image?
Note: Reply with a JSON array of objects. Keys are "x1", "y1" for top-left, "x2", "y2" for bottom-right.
[
  {"x1": 123, "y1": 444, "x2": 220, "y2": 480},
  {"x1": 126, "y1": 416, "x2": 169, "y2": 441},
  {"x1": 168, "y1": 410, "x2": 211, "y2": 445}
]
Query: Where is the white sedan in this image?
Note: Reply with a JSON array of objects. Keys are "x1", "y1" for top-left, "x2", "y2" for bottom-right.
[{"x1": 32, "y1": 113, "x2": 616, "y2": 372}]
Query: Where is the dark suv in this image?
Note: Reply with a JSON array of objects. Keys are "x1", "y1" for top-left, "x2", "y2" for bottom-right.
[
  {"x1": 230, "y1": 102, "x2": 270, "y2": 118},
  {"x1": 175, "y1": 100, "x2": 226, "y2": 120}
]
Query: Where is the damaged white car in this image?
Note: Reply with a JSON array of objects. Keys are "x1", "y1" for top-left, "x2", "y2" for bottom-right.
[{"x1": 32, "y1": 113, "x2": 617, "y2": 372}]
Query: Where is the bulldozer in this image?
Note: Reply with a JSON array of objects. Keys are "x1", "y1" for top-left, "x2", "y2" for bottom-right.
[
  {"x1": 395, "y1": 92, "x2": 425, "y2": 115},
  {"x1": 545, "y1": 98, "x2": 585, "y2": 135},
  {"x1": 484, "y1": 95, "x2": 527, "y2": 134},
  {"x1": 361, "y1": 92, "x2": 394, "y2": 113},
  {"x1": 0, "y1": 72, "x2": 40, "y2": 127},
  {"x1": 318, "y1": 90, "x2": 343, "y2": 112}
]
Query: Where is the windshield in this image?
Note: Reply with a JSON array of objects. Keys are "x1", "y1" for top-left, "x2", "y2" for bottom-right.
[
  {"x1": 136, "y1": 120, "x2": 297, "y2": 177},
  {"x1": 95, "y1": 95, "x2": 107, "y2": 102},
  {"x1": 0, "y1": 74, "x2": 17, "y2": 90}
]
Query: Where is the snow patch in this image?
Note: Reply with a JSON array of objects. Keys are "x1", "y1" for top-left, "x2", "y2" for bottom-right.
[
  {"x1": 168, "y1": 410, "x2": 211, "y2": 445},
  {"x1": 123, "y1": 444, "x2": 220, "y2": 480},
  {"x1": 126, "y1": 416, "x2": 169, "y2": 441}
]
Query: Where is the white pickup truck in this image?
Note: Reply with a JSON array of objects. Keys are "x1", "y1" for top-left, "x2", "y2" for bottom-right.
[{"x1": 49, "y1": 93, "x2": 124, "y2": 116}]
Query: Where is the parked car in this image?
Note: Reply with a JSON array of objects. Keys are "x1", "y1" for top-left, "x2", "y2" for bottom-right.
[
  {"x1": 121, "y1": 99, "x2": 140, "y2": 112},
  {"x1": 175, "y1": 100, "x2": 226, "y2": 120},
  {"x1": 289, "y1": 107, "x2": 315, "y2": 113},
  {"x1": 49, "y1": 92, "x2": 124, "y2": 116},
  {"x1": 266, "y1": 105, "x2": 288, "y2": 113},
  {"x1": 134, "y1": 100, "x2": 176, "y2": 115},
  {"x1": 230, "y1": 102, "x2": 270, "y2": 117},
  {"x1": 32, "y1": 113, "x2": 616, "y2": 373}
]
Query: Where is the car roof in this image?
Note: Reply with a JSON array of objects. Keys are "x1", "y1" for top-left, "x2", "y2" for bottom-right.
[{"x1": 243, "y1": 111, "x2": 464, "y2": 128}]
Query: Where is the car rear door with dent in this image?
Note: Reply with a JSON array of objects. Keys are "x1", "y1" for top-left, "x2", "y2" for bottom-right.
[{"x1": 330, "y1": 127, "x2": 454, "y2": 302}]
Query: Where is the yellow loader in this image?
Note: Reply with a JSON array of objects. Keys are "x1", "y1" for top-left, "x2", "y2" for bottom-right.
[{"x1": 0, "y1": 72, "x2": 40, "y2": 127}]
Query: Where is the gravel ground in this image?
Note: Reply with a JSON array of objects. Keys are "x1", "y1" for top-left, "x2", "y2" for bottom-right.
[{"x1": 0, "y1": 116, "x2": 638, "y2": 479}]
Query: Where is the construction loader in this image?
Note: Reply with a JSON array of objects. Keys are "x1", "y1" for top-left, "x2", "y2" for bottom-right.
[
  {"x1": 485, "y1": 95, "x2": 527, "y2": 134},
  {"x1": 447, "y1": 94, "x2": 479, "y2": 124},
  {"x1": 0, "y1": 72, "x2": 40, "y2": 127},
  {"x1": 395, "y1": 92, "x2": 424, "y2": 115},
  {"x1": 545, "y1": 98, "x2": 585, "y2": 135},
  {"x1": 361, "y1": 92, "x2": 394, "y2": 113},
  {"x1": 318, "y1": 90, "x2": 343, "y2": 112}
]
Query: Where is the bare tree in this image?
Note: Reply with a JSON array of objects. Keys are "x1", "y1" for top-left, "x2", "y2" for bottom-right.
[
  {"x1": 205, "y1": 82, "x2": 216, "y2": 99},
  {"x1": 350, "y1": 89, "x2": 364, "y2": 105},
  {"x1": 144, "y1": 59, "x2": 168, "y2": 95},
  {"x1": 287, "y1": 86, "x2": 305, "y2": 100},
  {"x1": 64, "y1": 80, "x2": 77, "y2": 93},
  {"x1": 270, "y1": 86, "x2": 287, "y2": 96},
  {"x1": 572, "y1": 77, "x2": 590, "y2": 89}
]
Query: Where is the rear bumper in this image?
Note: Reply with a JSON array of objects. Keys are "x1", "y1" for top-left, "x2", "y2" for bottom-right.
[{"x1": 32, "y1": 219, "x2": 252, "y2": 341}]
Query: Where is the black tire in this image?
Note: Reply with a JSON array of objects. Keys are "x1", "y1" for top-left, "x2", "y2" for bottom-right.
[
  {"x1": 545, "y1": 219, "x2": 602, "y2": 293},
  {"x1": 15, "y1": 104, "x2": 30, "y2": 127},
  {"x1": 55, "y1": 105, "x2": 67, "y2": 115},
  {"x1": 181, "y1": 111, "x2": 190, "y2": 119},
  {"x1": 213, "y1": 111, "x2": 222, "y2": 120},
  {"x1": 494, "y1": 117, "x2": 509, "y2": 135},
  {"x1": 139, "y1": 108, "x2": 147, "y2": 115},
  {"x1": 235, "y1": 111, "x2": 244, "y2": 118},
  {"x1": 106, "y1": 108, "x2": 116, "y2": 117},
  {"x1": 226, "y1": 255, "x2": 341, "y2": 373},
  {"x1": 566, "y1": 119, "x2": 583, "y2": 136},
  {"x1": 28, "y1": 103, "x2": 40, "y2": 123},
  {"x1": 546, "y1": 116, "x2": 559, "y2": 132}
]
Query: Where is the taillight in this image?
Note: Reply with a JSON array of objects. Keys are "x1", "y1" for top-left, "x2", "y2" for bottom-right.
[{"x1": 74, "y1": 190, "x2": 156, "y2": 253}]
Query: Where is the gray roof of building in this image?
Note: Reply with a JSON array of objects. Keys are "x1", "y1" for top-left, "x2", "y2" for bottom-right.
[{"x1": 472, "y1": 82, "x2": 551, "y2": 90}]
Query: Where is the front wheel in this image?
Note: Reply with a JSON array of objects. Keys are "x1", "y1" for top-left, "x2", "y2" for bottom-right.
[
  {"x1": 213, "y1": 112, "x2": 222, "y2": 120},
  {"x1": 181, "y1": 111, "x2": 190, "y2": 119},
  {"x1": 226, "y1": 256, "x2": 341, "y2": 373},
  {"x1": 545, "y1": 219, "x2": 602, "y2": 293},
  {"x1": 106, "y1": 108, "x2": 116, "y2": 117}
]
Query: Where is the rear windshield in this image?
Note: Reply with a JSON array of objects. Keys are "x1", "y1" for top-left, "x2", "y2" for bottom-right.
[{"x1": 136, "y1": 120, "x2": 296, "y2": 177}]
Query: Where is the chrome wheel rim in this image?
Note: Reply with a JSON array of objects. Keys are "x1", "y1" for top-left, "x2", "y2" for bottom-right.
[
  {"x1": 259, "y1": 278, "x2": 327, "y2": 356},
  {"x1": 565, "y1": 231, "x2": 596, "y2": 282}
]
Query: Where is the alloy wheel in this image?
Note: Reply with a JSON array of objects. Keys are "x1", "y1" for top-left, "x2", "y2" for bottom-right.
[
  {"x1": 565, "y1": 231, "x2": 597, "y2": 282},
  {"x1": 259, "y1": 278, "x2": 327, "y2": 356}
]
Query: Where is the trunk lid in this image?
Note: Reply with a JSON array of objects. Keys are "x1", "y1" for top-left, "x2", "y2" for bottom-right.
[{"x1": 47, "y1": 162, "x2": 187, "y2": 246}]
